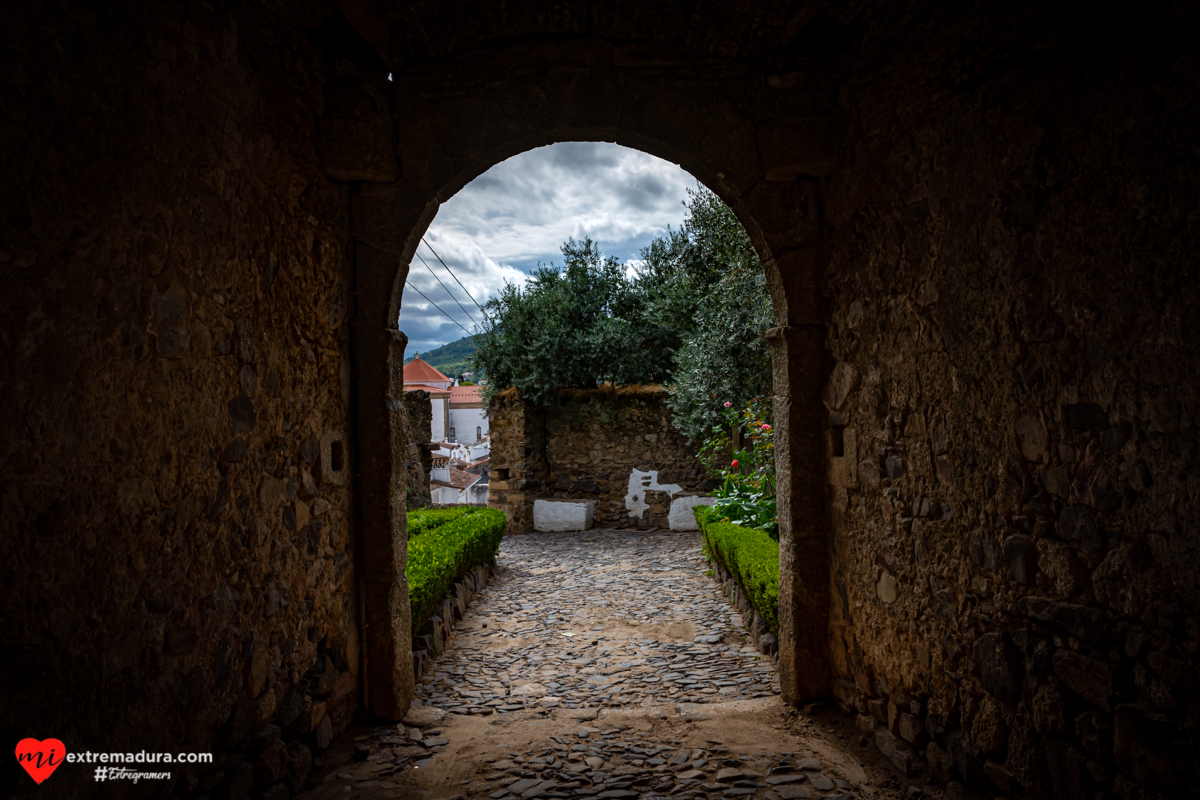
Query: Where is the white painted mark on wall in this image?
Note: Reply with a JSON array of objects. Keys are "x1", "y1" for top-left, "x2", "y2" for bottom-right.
[{"x1": 625, "y1": 469, "x2": 683, "y2": 519}]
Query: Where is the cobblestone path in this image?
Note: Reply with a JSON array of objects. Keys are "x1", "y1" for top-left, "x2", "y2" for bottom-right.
[
  {"x1": 414, "y1": 530, "x2": 781, "y2": 715},
  {"x1": 301, "y1": 531, "x2": 897, "y2": 800}
]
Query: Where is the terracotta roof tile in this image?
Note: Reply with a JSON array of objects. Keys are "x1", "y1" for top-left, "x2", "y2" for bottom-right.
[
  {"x1": 404, "y1": 383, "x2": 451, "y2": 397},
  {"x1": 403, "y1": 356, "x2": 451, "y2": 384},
  {"x1": 445, "y1": 468, "x2": 479, "y2": 489},
  {"x1": 448, "y1": 385, "x2": 483, "y2": 405}
]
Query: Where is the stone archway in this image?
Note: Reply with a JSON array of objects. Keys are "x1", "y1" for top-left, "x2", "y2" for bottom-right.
[{"x1": 327, "y1": 40, "x2": 838, "y2": 718}]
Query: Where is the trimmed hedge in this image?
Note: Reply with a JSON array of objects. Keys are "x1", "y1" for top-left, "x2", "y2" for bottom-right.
[
  {"x1": 407, "y1": 506, "x2": 481, "y2": 538},
  {"x1": 695, "y1": 506, "x2": 780, "y2": 634},
  {"x1": 406, "y1": 507, "x2": 506, "y2": 637}
]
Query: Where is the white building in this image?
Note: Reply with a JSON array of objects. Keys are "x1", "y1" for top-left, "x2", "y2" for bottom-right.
[
  {"x1": 402, "y1": 355, "x2": 452, "y2": 441},
  {"x1": 448, "y1": 384, "x2": 488, "y2": 443},
  {"x1": 404, "y1": 354, "x2": 491, "y2": 505},
  {"x1": 429, "y1": 454, "x2": 488, "y2": 505}
]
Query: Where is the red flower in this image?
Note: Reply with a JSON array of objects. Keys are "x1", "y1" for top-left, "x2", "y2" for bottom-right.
[
  {"x1": 761, "y1": 423, "x2": 771, "y2": 431},
  {"x1": 723, "y1": 401, "x2": 732, "y2": 408},
  {"x1": 731, "y1": 459, "x2": 739, "y2": 468}
]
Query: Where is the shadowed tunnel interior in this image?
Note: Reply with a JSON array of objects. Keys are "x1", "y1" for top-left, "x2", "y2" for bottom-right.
[{"x1": 2, "y1": 1, "x2": 1199, "y2": 798}]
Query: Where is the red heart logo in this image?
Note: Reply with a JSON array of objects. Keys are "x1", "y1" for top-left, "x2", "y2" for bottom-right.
[{"x1": 15, "y1": 739, "x2": 66, "y2": 784}]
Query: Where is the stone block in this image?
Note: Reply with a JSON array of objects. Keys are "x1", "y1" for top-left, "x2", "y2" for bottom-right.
[
  {"x1": 831, "y1": 678, "x2": 857, "y2": 711},
  {"x1": 972, "y1": 632, "x2": 1024, "y2": 706},
  {"x1": 926, "y1": 742, "x2": 953, "y2": 786},
  {"x1": 402, "y1": 705, "x2": 447, "y2": 729},
  {"x1": 668, "y1": 495, "x2": 716, "y2": 530},
  {"x1": 1018, "y1": 598, "x2": 1107, "y2": 643},
  {"x1": 968, "y1": 527, "x2": 1004, "y2": 574},
  {"x1": 1058, "y1": 505, "x2": 1105, "y2": 553},
  {"x1": 1053, "y1": 649, "x2": 1114, "y2": 711},
  {"x1": 313, "y1": 715, "x2": 333, "y2": 751},
  {"x1": 899, "y1": 713, "x2": 927, "y2": 748},
  {"x1": 1003, "y1": 534, "x2": 1036, "y2": 585},
  {"x1": 1037, "y1": 539, "x2": 1091, "y2": 597},
  {"x1": 532, "y1": 499, "x2": 594, "y2": 531},
  {"x1": 254, "y1": 738, "x2": 289, "y2": 787},
  {"x1": 875, "y1": 729, "x2": 919, "y2": 776}
]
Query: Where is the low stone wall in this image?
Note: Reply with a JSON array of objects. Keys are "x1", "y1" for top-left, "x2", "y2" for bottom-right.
[
  {"x1": 488, "y1": 387, "x2": 712, "y2": 533},
  {"x1": 708, "y1": 550, "x2": 780, "y2": 663},
  {"x1": 411, "y1": 562, "x2": 494, "y2": 683}
]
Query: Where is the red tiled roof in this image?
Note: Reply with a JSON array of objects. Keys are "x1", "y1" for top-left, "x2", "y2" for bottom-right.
[
  {"x1": 432, "y1": 468, "x2": 481, "y2": 490},
  {"x1": 403, "y1": 356, "x2": 450, "y2": 384},
  {"x1": 448, "y1": 385, "x2": 483, "y2": 405},
  {"x1": 404, "y1": 383, "x2": 451, "y2": 397}
]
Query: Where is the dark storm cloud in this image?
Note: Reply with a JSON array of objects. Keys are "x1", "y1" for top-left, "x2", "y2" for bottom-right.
[{"x1": 398, "y1": 142, "x2": 695, "y2": 356}]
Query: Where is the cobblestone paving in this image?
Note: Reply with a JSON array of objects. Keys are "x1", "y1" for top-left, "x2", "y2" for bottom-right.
[
  {"x1": 414, "y1": 530, "x2": 781, "y2": 718},
  {"x1": 304, "y1": 531, "x2": 875, "y2": 800}
]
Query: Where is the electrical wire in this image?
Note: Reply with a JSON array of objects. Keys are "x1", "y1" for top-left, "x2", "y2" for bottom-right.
[
  {"x1": 403, "y1": 280, "x2": 474, "y2": 337},
  {"x1": 420, "y1": 237, "x2": 491, "y2": 322},
  {"x1": 414, "y1": 251, "x2": 478, "y2": 328}
]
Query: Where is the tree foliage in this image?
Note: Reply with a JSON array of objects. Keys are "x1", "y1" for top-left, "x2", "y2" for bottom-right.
[
  {"x1": 472, "y1": 186, "x2": 772, "y2": 434},
  {"x1": 637, "y1": 188, "x2": 772, "y2": 441},
  {"x1": 473, "y1": 238, "x2": 674, "y2": 407}
]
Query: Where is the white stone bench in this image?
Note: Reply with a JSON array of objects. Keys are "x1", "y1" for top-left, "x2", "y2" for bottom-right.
[
  {"x1": 668, "y1": 496, "x2": 716, "y2": 531},
  {"x1": 533, "y1": 499, "x2": 594, "y2": 532}
]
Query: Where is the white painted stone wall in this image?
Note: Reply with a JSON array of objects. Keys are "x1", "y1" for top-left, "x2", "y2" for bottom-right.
[
  {"x1": 668, "y1": 496, "x2": 717, "y2": 531},
  {"x1": 533, "y1": 499, "x2": 594, "y2": 532},
  {"x1": 624, "y1": 469, "x2": 682, "y2": 519},
  {"x1": 449, "y1": 405, "x2": 488, "y2": 442},
  {"x1": 430, "y1": 397, "x2": 447, "y2": 442}
]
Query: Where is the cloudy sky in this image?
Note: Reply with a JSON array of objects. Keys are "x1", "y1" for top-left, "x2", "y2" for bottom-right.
[{"x1": 399, "y1": 142, "x2": 697, "y2": 356}]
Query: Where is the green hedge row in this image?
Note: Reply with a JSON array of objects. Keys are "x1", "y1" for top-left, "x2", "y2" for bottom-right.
[
  {"x1": 407, "y1": 506, "x2": 481, "y2": 538},
  {"x1": 406, "y1": 507, "x2": 506, "y2": 637},
  {"x1": 695, "y1": 507, "x2": 780, "y2": 634}
]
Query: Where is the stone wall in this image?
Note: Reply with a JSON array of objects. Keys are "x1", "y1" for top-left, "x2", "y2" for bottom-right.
[
  {"x1": 488, "y1": 388, "x2": 711, "y2": 533},
  {"x1": 0, "y1": 2, "x2": 367, "y2": 797},
  {"x1": 402, "y1": 389, "x2": 433, "y2": 509},
  {"x1": 5, "y1": 2, "x2": 1199, "y2": 799},
  {"x1": 819, "y1": 6, "x2": 1200, "y2": 797}
]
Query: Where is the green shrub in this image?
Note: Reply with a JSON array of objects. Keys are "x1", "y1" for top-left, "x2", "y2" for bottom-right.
[
  {"x1": 695, "y1": 506, "x2": 779, "y2": 634},
  {"x1": 407, "y1": 506, "x2": 481, "y2": 538},
  {"x1": 406, "y1": 508, "x2": 506, "y2": 637}
]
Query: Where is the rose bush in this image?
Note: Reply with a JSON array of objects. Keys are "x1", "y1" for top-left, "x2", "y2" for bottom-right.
[{"x1": 697, "y1": 396, "x2": 778, "y2": 539}]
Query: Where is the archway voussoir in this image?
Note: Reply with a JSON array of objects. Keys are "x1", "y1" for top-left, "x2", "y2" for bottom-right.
[
  {"x1": 687, "y1": 97, "x2": 763, "y2": 198},
  {"x1": 546, "y1": 65, "x2": 624, "y2": 132},
  {"x1": 618, "y1": 80, "x2": 702, "y2": 160}
]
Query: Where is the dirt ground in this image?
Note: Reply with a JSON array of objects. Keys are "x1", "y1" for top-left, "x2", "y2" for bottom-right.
[{"x1": 300, "y1": 699, "x2": 942, "y2": 800}]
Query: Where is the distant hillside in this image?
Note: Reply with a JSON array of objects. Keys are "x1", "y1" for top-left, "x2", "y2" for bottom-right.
[{"x1": 407, "y1": 335, "x2": 477, "y2": 377}]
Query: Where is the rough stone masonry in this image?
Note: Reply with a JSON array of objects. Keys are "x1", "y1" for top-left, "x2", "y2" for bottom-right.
[
  {"x1": 2, "y1": 2, "x2": 1198, "y2": 800},
  {"x1": 489, "y1": 388, "x2": 713, "y2": 533}
]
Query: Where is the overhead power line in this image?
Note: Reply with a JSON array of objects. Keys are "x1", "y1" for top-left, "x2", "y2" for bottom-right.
[
  {"x1": 404, "y1": 280, "x2": 474, "y2": 338},
  {"x1": 414, "y1": 251, "x2": 478, "y2": 328},
  {"x1": 421, "y1": 237, "x2": 491, "y2": 323}
]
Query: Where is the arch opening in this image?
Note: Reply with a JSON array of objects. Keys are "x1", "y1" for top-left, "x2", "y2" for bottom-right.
[{"x1": 342, "y1": 55, "x2": 835, "y2": 720}]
